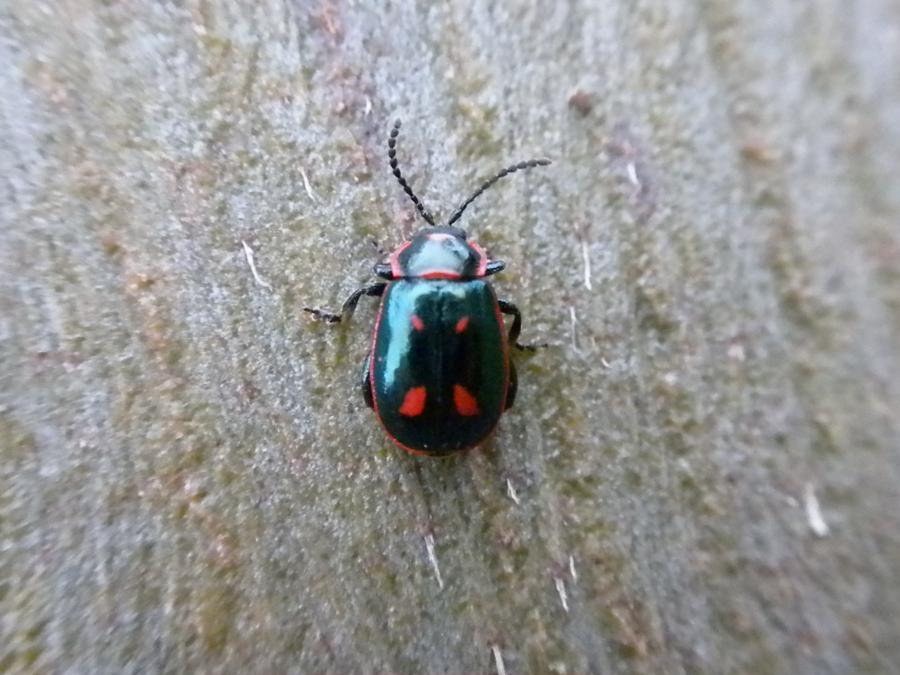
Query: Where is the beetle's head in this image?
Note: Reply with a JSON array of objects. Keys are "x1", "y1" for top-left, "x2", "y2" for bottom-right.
[
  {"x1": 420, "y1": 224, "x2": 467, "y2": 241},
  {"x1": 383, "y1": 226, "x2": 487, "y2": 280},
  {"x1": 376, "y1": 119, "x2": 549, "y2": 280}
]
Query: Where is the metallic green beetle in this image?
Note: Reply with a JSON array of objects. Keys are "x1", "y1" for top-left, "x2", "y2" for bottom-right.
[{"x1": 305, "y1": 120, "x2": 549, "y2": 456}]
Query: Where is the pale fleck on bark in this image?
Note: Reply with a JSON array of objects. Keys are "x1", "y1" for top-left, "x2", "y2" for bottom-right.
[
  {"x1": 804, "y1": 482, "x2": 830, "y2": 538},
  {"x1": 241, "y1": 240, "x2": 273, "y2": 290}
]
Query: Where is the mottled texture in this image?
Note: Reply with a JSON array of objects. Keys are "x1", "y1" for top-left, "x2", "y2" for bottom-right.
[{"x1": 2, "y1": 1, "x2": 900, "y2": 673}]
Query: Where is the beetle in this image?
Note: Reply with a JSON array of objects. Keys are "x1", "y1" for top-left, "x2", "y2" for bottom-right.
[{"x1": 304, "y1": 120, "x2": 550, "y2": 456}]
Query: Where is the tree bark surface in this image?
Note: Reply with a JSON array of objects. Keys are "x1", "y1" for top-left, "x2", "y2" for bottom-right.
[{"x1": 2, "y1": 2, "x2": 900, "y2": 673}]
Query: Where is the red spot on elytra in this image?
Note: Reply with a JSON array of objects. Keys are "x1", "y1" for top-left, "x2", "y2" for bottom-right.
[
  {"x1": 453, "y1": 385, "x2": 480, "y2": 416},
  {"x1": 411, "y1": 315, "x2": 425, "y2": 331},
  {"x1": 399, "y1": 386, "x2": 427, "y2": 417},
  {"x1": 454, "y1": 316, "x2": 470, "y2": 333}
]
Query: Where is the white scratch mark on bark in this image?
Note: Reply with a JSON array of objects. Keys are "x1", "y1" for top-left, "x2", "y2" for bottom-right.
[
  {"x1": 241, "y1": 240, "x2": 272, "y2": 290},
  {"x1": 299, "y1": 165, "x2": 319, "y2": 203},
  {"x1": 555, "y1": 576, "x2": 569, "y2": 612},
  {"x1": 424, "y1": 534, "x2": 444, "y2": 589},
  {"x1": 626, "y1": 161, "x2": 641, "y2": 189},
  {"x1": 506, "y1": 478, "x2": 521, "y2": 505},
  {"x1": 569, "y1": 555, "x2": 577, "y2": 582},
  {"x1": 491, "y1": 645, "x2": 507, "y2": 675},
  {"x1": 600, "y1": 356, "x2": 612, "y2": 369},
  {"x1": 804, "y1": 483, "x2": 829, "y2": 537}
]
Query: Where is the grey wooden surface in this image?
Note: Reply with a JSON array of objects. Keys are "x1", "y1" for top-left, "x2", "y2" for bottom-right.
[{"x1": 2, "y1": 1, "x2": 900, "y2": 673}]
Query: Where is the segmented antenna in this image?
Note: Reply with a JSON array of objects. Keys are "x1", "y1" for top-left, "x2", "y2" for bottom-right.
[
  {"x1": 388, "y1": 120, "x2": 435, "y2": 226},
  {"x1": 446, "y1": 159, "x2": 551, "y2": 227}
]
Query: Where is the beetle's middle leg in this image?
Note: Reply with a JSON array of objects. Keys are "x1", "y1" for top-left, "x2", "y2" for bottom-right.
[
  {"x1": 360, "y1": 353, "x2": 374, "y2": 409},
  {"x1": 304, "y1": 283, "x2": 386, "y2": 323},
  {"x1": 498, "y1": 299, "x2": 547, "y2": 351}
]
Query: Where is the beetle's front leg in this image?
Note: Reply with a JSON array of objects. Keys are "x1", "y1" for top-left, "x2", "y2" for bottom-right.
[
  {"x1": 304, "y1": 283, "x2": 386, "y2": 323},
  {"x1": 498, "y1": 299, "x2": 547, "y2": 351}
]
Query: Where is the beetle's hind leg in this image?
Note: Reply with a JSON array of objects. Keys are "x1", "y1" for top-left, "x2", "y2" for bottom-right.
[
  {"x1": 505, "y1": 359, "x2": 518, "y2": 410},
  {"x1": 304, "y1": 283, "x2": 386, "y2": 323},
  {"x1": 498, "y1": 299, "x2": 547, "y2": 351},
  {"x1": 361, "y1": 353, "x2": 374, "y2": 409}
]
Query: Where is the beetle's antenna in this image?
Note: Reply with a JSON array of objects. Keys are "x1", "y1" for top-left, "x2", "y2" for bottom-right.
[
  {"x1": 388, "y1": 120, "x2": 436, "y2": 227},
  {"x1": 446, "y1": 159, "x2": 551, "y2": 227}
]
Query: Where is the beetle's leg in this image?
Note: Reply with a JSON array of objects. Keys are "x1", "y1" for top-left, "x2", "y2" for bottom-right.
[
  {"x1": 304, "y1": 283, "x2": 386, "y2": 323},
  {"x1": 498, "y1": 299, "x2": 547, "y2": 351},
  {"x1": 361, "y1": 353, "x2": 374, "y2": 409},
  {"x1": 485, "y1": 260, "x2": 505, "y2": 276},
  {"x1": 373, "y1": 263, "x2": 394, "y2": 280},
  {"x1": 505, "y1": 358, "x2": 518, "y2": 410}
]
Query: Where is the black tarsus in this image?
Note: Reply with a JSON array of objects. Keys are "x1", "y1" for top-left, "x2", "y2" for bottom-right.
[
  {"x1": 389, "y1": 120, "x2": 436, "y2": 227},
  {"x1": 485, "y1": 260, "x2": 506, "y2": 276},
  {"x1": 446, "y1": 158, "x2": 552, "y2": 227},
  {"x1": 303, "y1": 283, "x2": 386, "y2": 323},
  {"x1": 498, "y1": 299, "x2": 547, "y2": 351}
]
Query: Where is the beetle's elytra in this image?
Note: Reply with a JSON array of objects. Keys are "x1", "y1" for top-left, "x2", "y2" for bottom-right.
[{"x1": 305, "y1": 120, "x2": 550, "y2": 457}]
